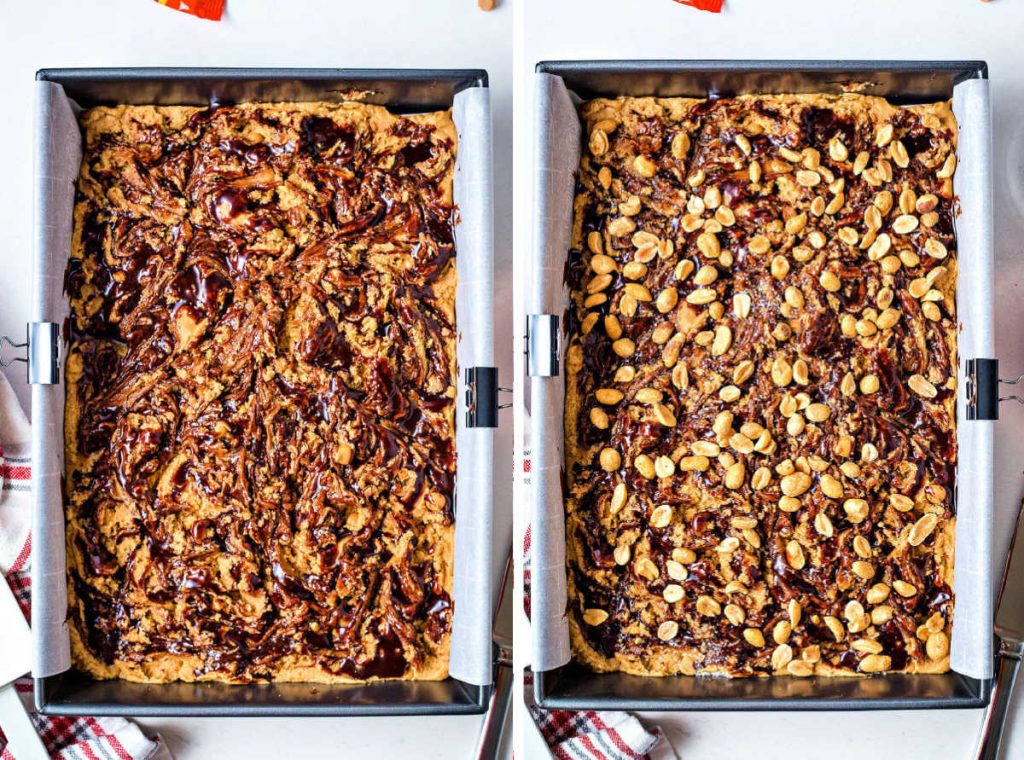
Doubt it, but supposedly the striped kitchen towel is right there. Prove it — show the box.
[526,673,673,760]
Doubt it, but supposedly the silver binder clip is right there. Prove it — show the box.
[28,322,60,385]
[526,314,559,377]
[2,323,60,385]
[0,335,28,369]
[966,359,1024,421]
[999,372,1024,407]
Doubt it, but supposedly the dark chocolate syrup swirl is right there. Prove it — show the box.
[65,103,457,682]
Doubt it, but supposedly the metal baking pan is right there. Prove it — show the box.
[31,67,496,717]
[531,59,994,711]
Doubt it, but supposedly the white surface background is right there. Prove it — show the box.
[0,1,513,758]
[7,0,1024,757]
[514,0,1024,758]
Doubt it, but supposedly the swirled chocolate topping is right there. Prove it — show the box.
[65,101,457,683]
[566,94,957,678]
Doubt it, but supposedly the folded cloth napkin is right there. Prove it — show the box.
[527,672,673,760]
[0,371,164,760]
[525,519,676,760]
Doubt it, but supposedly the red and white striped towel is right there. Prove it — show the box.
[0,372,164,760]
[526,672,672,760]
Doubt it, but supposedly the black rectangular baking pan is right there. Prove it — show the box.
[533,662,990,712]
[532,59,992,712]
[33,67,491,717]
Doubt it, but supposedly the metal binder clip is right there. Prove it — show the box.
[526,314,559,377]
[0,335,28,369]
[29,323,60,385]
[966,359,1024,421]
[466,367,509,428]
[1,324,60,385]
[999,372,1024,407]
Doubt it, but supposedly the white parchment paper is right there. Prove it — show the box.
[32,81,496,686]
[31,81,77,678]
[450,85,497,686]
[530,72,995,681]
[529,74,578,672]
[951,77,995,680]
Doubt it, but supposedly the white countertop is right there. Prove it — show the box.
[7,0,1024,756]
[0,1,513,758]
[515,0,1024,758]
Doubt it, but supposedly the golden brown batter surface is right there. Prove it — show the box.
[65,102,457,683]
[566,94,957,678]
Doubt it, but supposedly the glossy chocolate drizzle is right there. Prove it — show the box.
[66,103,457,682]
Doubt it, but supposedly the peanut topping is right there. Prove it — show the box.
[711,325,733,356]
[599,446,621,472]
[771,644,794,671]
[819,270,841,292]
[909,374,938,399]
[697,231,721,259]
[733,292,752,319]
[565,94,957,678]
[908,513,939,546]
[785,540,806,570]
[926,631,949,660]
[657,620,680,641]
[844,499,870,524]
[859,654,892,673]
[671,132,691,159]
[687,288,718,305]
[781,472,812,497]
[655,455,677,478]
[796,170,821,188]
[595,388,624,405]
[805,403,831,423]
[889,493,914,512]
[724,604,746,626]
[634,454,656,480]
[744,628,766,648]
[892,214,919,235]
[589,129,609,156]
[610,483,627,513]
[633,154,658,178]
[725,462,746,490]
[663,584,685,603]
[696,595,721,616]
[649,504,673,529]
[819,474,844,499]
[656,287,679,313]
[893,580,918,598]
[773,620,792,645]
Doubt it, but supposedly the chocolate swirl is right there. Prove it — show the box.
[65,102,457,683]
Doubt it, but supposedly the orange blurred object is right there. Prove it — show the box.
[672,0,724,11]
[155,0,225,20]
